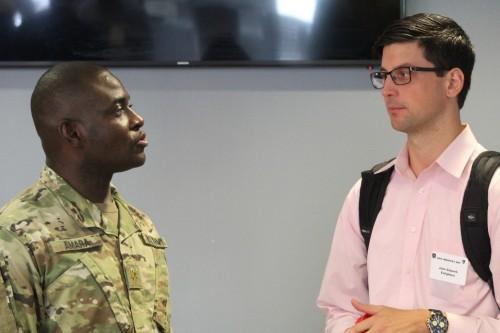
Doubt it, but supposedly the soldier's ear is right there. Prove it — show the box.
[59,119,86,148]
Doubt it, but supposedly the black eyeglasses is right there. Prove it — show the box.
[370,66,447,89]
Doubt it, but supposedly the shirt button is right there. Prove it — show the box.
[418,188,425,194]
[410,226,416,233]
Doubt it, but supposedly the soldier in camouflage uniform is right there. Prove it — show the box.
[0,62,172,332]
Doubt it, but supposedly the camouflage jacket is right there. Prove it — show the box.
[0,167,172,333]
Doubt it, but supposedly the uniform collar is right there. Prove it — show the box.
[40,166,124,230]
[393,124,480,179]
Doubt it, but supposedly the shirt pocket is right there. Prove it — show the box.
[148,239,171,333]
[45,254,134,333]
[152,258,171,333]
[0,255,18,332]
[430,278,462,301]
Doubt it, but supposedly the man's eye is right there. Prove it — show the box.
[113,103,132,116]
[395,70,409,78]
[114,106,124,116]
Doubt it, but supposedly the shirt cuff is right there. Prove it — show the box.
[446,312,479,333]
[325,316,355,333]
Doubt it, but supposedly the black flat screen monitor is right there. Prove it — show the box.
[0,0,405,67]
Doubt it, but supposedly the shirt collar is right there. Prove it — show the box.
[436,125,481,178]
[40,166,116,229]
[394,144,411,177]
[394,124,480,179]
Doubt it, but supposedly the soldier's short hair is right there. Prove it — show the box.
[31,62,106,131]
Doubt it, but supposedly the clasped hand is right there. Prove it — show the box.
[346,299,430,333]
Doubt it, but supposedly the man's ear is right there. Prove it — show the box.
[59,120,85,147]
[445,67,465,99]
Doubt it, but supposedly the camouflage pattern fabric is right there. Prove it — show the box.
[0,167,172,333]
[0,261,18,332]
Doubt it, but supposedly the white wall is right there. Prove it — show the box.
[1,1,500,332]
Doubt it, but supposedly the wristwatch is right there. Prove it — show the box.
[426,309,449,333]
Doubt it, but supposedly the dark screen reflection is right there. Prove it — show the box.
[0,0,401,64]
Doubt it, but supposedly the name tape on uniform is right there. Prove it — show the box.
[141,234,167,249]
[51,234,103,253]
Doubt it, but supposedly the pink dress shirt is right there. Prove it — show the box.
[317,126,500,333]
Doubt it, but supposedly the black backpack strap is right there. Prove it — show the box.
[359,159,395,249]
[461,151,500,290]
[358,151,500,304]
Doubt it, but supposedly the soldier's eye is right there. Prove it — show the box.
[113,105,124,116]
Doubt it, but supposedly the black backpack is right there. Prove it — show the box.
[359,150,500,292]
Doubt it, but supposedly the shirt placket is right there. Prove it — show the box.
[398,176,430,306]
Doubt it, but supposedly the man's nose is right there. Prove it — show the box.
[129,108,144,130]
[381,75,398,97]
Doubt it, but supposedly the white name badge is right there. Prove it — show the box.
[429,252,468,286]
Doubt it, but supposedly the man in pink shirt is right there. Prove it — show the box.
[317,13,500,333]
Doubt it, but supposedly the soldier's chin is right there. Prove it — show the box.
[115,156,146,173]
[131,155,146,168]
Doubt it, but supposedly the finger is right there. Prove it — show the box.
[353,317,374,333]
[351,299,378,315]
[351,299,368,311]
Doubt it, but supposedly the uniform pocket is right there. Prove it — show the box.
[152,247,172,333]
[45,255,133,333]
[153,309,170,333]
[0,255,18,332]
[137,232,171,332]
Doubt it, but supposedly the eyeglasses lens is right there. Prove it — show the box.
[371,72,385,89]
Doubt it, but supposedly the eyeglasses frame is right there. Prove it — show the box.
[370,66,448,89]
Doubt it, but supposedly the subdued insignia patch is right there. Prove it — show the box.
[50,234,103,253]
[141,234,167,249]
[125,264,142,289]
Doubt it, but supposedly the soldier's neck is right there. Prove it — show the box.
[47,160,113,203]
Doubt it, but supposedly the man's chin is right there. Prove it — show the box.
[131,155,147,168]
[114,156,146,173]
[389,119,410,133]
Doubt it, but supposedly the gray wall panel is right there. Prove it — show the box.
[0,1,499,331]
